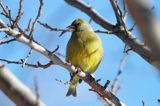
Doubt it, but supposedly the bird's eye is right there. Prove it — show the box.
[77,23,80,26]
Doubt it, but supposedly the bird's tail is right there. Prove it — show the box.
[66,83,77,97]
[66,75,79,97]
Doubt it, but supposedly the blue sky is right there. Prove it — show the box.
[0,0,160,106]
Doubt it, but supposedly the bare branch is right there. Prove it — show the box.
[104,80,110,89]
[14,0,23,25]
[51,45,59,54]
[0,58,53,69]
[110,0,128,36]
[111,52,128,95]
[0,2,14,27]
[54,78,70,85]
[126,0,160,63]
[110,0,122,24]
[128,23,136,32]
[38,21,69,32]
[0,64,45,106]
[0,38,16,45]
[24,18,32,32]
[29,0,43,38]
[0,2,8,16]
[22,49,33,67]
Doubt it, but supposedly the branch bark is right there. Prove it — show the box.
[0,19,124,106]
[64,0,160,70]
[126,0,160,68]
[0,64,45,106]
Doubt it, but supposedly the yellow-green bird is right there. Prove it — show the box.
[66,18,103,96]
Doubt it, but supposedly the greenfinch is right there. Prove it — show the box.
[66,18,103,96]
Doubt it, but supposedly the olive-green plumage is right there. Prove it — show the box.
[66,18,103,97]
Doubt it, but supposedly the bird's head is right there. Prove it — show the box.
[67,18,93,32]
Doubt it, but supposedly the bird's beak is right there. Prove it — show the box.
[67,25,76,32]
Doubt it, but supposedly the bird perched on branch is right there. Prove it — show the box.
[66,18,103,97]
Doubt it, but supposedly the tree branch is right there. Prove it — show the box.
[0,64,45,106]
[126,0,160,68]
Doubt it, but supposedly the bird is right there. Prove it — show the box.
[66,18,103,97]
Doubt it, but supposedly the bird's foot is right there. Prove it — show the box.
[76,66,82,73]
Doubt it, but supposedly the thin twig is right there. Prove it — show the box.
[38,21,114,35]
[38,21,69,32]
[51,45,59,54]
[128,23,136,32]
[110,0,128,35]
[59,30,67,37]
[0,58,53,68]
[54,78,70,85]
[0,0,28,36]
[0,0,26,34]
[111,52,128,94]
[0,2,14,27]
[110,0,122,24]
[14,0,23,26]
[0,2,8,16]
[104,80,110,89]
[22,49,33,67]
[0,35,8,43]
[29,0,43,38]
[24,18,32,32]
[0,38,16,45]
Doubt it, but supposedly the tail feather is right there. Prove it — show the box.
[66,85,77,97]
[66,75,79,97]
